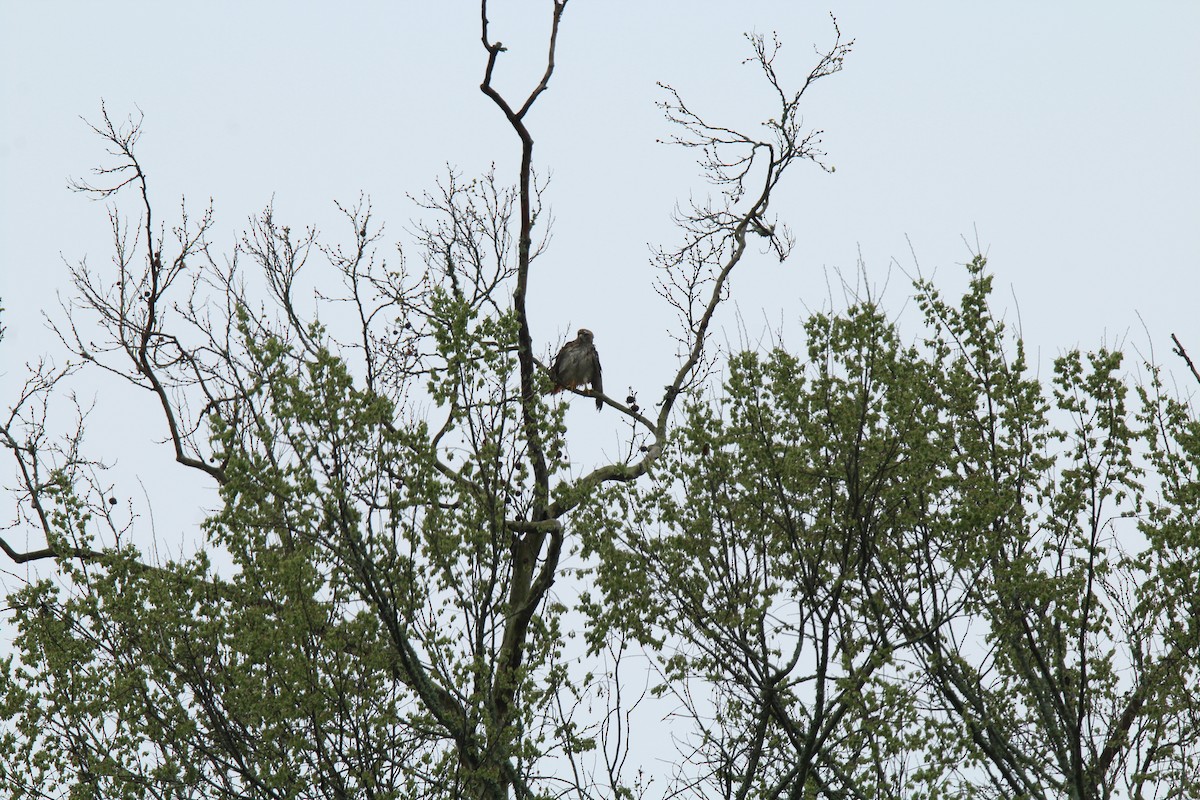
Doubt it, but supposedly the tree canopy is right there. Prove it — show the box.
[2,5,1198,800]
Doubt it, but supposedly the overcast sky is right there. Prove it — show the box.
[2,4,1199,787]
[2,2,1199,547]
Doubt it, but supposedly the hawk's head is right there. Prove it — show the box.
[577,328,594,343]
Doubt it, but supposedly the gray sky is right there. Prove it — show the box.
[1,2,1198,785]
[4,3,1198,377]
[1,8,1198,512]
[3,2,1199,521]
[4,3,1199,375]
[3,0,1199,546]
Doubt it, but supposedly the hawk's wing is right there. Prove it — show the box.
[549,340,573,393]
[589,345,603,411]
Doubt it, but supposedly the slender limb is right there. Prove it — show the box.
[1171,333,1200,386]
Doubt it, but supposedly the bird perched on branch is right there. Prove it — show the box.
[549,328,603,411]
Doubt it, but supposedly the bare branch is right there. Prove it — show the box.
[1170,333,1200,387]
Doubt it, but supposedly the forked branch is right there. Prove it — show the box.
[545,20,852,519]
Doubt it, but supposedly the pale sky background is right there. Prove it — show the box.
[1,1,1199,786]
[3,0,1200,581]
[2,2,1198,558]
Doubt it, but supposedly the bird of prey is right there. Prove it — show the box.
[549,328,603,411]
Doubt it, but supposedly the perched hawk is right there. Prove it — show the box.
[549,328,603,411]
